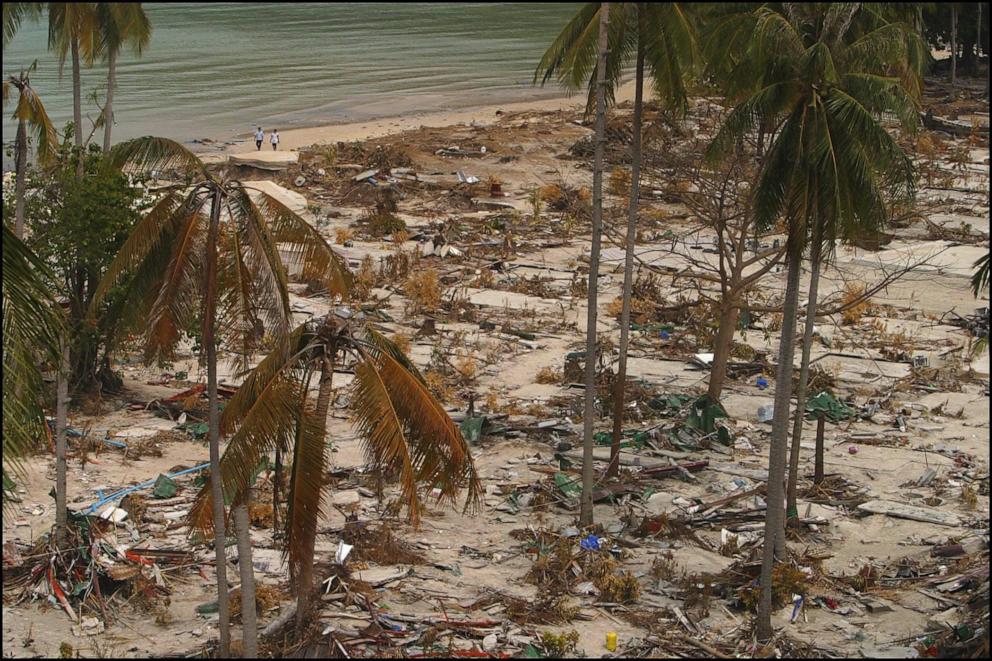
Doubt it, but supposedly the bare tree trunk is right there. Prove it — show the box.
[205,188,231,657]
[72,37,83,178]
[54,339,70,548]
[14,119,28,239]
[102,48,116,153]
[706,302,740,403]
[951,4,958,92]
[608,9,645,479]
[756,243,802,642]
[785,224,824,524]
[580,2,611,527]
[296,350,334,637]
[234,491,258,657]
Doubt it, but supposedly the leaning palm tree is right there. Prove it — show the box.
[2,225,64,508]
[92,137,350,657]
[3,61,58,238]
[186,315,482,637]
[95,2,150,151]
[706,3,918,641]
[535,3,696,477]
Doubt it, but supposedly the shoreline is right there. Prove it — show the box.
[203,80,639,156]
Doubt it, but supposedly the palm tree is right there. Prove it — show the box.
[3,62,58,238]
[92,136,351,657]
[95,2,150,152]
[48,3,99,174]
[536,3,695,478]
[706,4,918,640]
[2,225,64,508]
[186,316,483,638]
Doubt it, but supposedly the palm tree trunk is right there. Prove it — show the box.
[14,119,28,239]
[233,491,258,657]
[54,339,70,548]
[296,350,334,637]
[785,224,824,524]
[204,188,231,657]
[273,445,282,534]
[72,36,83,178]
[579,1,611,527]
[756,242,802,642]
[103,48,117,153]
[951,5,958,92]
[813,414,826,484]
[608,10,645,479]
[706,302,739,403]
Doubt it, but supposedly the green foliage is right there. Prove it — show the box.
[24,130,148,390]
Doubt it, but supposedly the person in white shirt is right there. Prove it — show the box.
[255,126,264,151]
[270,129,280,151]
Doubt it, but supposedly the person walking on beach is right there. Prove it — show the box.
[270,129,280,150]
[255,126,264,151]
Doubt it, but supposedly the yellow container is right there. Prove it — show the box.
[606,631,618,652]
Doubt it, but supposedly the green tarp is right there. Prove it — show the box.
[805,391,853,422]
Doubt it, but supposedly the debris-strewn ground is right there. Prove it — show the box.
[3,71,989,659]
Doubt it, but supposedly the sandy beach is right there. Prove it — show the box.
[209,81,640,155]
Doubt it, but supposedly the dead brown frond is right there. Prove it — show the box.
[841,283,871,325]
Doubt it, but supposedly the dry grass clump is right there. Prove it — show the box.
[390,333,412,355]
[505,594,578,626]
[342,521,425,565]
[334,227,354,245]
[350,255,377,302]
[424,370,453,403]
[365,208,406,237]
[535,366,562,384]
[739,563,811,612]
[249,501,274,528]
[606,295,653,319]
[841,283,871,325]
[404,268,442,314]
[229,584,285,622]
[609,167,632,198]
[540,630,580,657]
[454,354,478,385]
[649,551,682,582]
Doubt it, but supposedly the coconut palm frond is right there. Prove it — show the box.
[12,80,57,165]
[108,136,206,177]
[366,348,483,516]
[972,252,990,297]
[188,377,303,532]
[2,225,64,505]
[143,200,207,364]
[229,187,292,343]
[534,2,601,88]
[251,188,352,300]
[90,189,190,313]
[284,405,327,580]
[364,327,427,385]
[3,2,43,50]
[351,356,422,524]
[188,324,315,531]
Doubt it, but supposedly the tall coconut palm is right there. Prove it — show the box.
[92,136,351,657]
[95,2,150,152]
[3,62,58,238]
[48,2,99,174]
[2,225,64,508]
[535,3,695,477]
[186,315,482,638]
[706,3,918,640]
